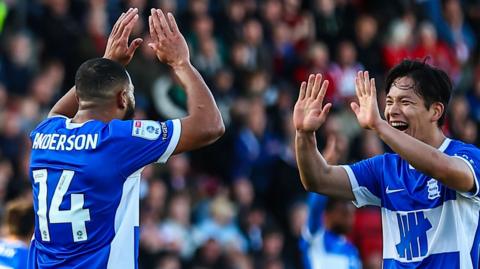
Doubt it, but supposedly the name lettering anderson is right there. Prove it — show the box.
[32,133,98,151]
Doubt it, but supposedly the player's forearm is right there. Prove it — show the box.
[48,87,78,118]
[374,121,473,192]
[173,62,224,141]
[296,131,333,192]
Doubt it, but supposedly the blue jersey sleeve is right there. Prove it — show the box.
[342,155,383,207]
[306,193,328,235]
[108,119,181,176]
[451,144,480,198]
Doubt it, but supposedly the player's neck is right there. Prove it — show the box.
[423,127,447,149]
[73,101,121,123]
[72,109,116,123]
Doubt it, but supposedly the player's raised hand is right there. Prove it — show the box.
[350,71,383,130]
[148,9,190,68]
[103,8,143,66]
[293,74,332,133]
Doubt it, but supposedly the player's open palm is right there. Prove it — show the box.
[148,9,190,68]
[350,71,383,130]
[293,74,332,133]
[103,8,143,66]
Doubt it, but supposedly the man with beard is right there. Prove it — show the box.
[27,8,224,269]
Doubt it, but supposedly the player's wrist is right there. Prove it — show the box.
[296,129,316,138]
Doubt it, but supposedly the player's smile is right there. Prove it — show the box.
[390,121,409,132]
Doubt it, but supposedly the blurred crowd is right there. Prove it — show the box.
[1,0,480,268]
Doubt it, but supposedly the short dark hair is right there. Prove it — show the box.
[4,198,34,238]
[75,58,129,100]
[385,59,452,126]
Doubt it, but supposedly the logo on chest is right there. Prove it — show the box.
[426,179,441,200]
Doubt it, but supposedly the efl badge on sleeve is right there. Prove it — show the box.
[132,120,162,140]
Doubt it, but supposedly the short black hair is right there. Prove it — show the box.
[385,59,452,126]
[75,58,129,100]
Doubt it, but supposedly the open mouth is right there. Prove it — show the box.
[390,121,409,131]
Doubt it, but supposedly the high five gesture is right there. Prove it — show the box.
[103,8,143,66]
[148,9,190,69]
[350,71,383,130]
[293,74,332,133]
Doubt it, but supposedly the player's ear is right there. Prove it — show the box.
[116,89,128,109]
[430,102,444,123]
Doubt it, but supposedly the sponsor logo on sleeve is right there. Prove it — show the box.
[160,122,168,140]
[132,120,161,140]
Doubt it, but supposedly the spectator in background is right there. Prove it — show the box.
[283,0,314,53]
[193,36,224,81]
[382,18,413,69]
[300,195,360,269]
[466,67,480,123]
[354,14,383,78]
[253,226,287,269]
[154,252,182,269]
[421,0,476,64]
[211,69,236,127]
[329,40,363,104]
[192,195,247,253]
[412,22,459,81]
[242,18,272,73]
[231,98,282,194]
[215,0,246,46]
[0,198,34,269]
[312,0,344,51]
[294,42,336,103]
[448,95,470,139]
[158,191,195,259]
[271,22,297,80]
[259,0,283,44]
[0,31,35,96]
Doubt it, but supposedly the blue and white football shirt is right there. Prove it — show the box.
[300,194,361,269]
[27,116,181,269]
[0,239,28,269]
[343,138,480,269]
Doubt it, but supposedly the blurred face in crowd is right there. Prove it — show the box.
[355,15,378,45]
[169,194,191,225]
[309,43,329,69]
[193,15,213,38]
[338,41,357,67]
[155,255,181,269]
[243,19,263,45]
[9,33,33,66]
[228,0,246,22]
[262,0,282,24]
[325,201,355,235]
[263,232,284,257]
[385,77,441,142]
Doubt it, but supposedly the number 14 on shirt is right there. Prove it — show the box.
[32,169,91,242]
